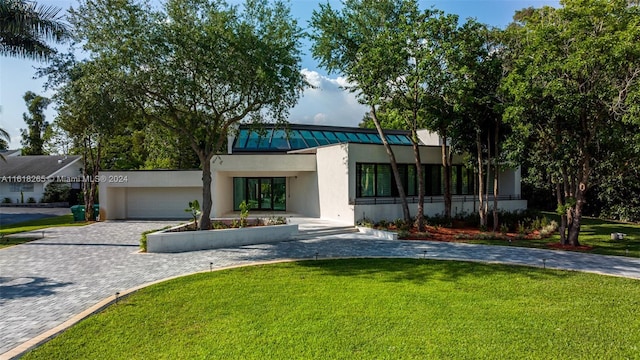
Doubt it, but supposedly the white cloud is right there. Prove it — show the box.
[291,69,368,128]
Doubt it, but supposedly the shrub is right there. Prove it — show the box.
[2,197,11,204]
[239,201,249,227]
[376,220,388,229]
[42,183,70,203]
[212,221,228,229]
[27,197,36,203]
[357,218,374,228]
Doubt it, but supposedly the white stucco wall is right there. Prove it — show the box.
[288,172,320,217]
[99,170,202,220]
[316,144,352,223]
[211,153,318,217]
[0,182,45,204]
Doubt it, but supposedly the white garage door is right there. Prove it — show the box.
[126,187,202,219]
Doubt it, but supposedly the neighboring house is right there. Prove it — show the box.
[99,124,526,223]
[0,154,83,204]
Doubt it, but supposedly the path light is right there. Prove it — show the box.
[542,259,547,269]
[315,252,319,260]
[115,292,120,304]
[41,230,45,238]
[423,250,427,259]
[210,262,213,272]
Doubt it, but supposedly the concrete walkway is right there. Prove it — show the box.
[1,220,640,358]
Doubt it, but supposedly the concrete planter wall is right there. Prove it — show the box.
[146,224,298,253]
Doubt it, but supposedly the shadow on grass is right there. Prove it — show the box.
[292,258,570,285]
[0,276,73,303]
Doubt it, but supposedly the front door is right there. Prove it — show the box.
[243,177,284,211]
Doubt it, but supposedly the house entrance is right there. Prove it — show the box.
[233,177,286,211]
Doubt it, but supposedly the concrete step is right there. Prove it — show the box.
[296,226,359,240]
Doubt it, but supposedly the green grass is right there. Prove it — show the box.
[0,215,87,237]
[467,215,640,257]
[23,259,640,359]
[0,236,40,249]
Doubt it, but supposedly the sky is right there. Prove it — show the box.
[0,0,559,150]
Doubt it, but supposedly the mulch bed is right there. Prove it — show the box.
[394,225,594,252]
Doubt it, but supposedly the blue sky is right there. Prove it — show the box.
[0,0,559,150]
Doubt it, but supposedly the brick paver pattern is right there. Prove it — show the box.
[1,220,640,356]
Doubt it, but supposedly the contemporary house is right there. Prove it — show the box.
[0,154,83,204]
[99,124,526,223]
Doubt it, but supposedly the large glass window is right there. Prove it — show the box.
[234,177,286,211]
[376,164,392,196]
[357,164,376,197]
[355,163,472,198]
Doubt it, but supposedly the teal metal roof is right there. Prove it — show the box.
[232,124,413,153]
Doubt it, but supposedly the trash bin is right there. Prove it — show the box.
[70,205,100,221]
[70,205,85,221]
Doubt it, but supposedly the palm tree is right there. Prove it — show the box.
[0,127,10,161]
[0,0,68,61]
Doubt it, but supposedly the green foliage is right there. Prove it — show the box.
[501,0,640,244]
[356,217,374,228]
[26,197,36,203]
[0,214,86,236]
[184,200,201,229]
[42,182,70,203]
[20,91,50,155]
[2,197,11,203]
[239,200,249,228]
[22,259,640,359]
[0,0,69,61]
[70,0,307,230]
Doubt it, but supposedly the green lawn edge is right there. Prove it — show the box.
[22,258,640,360]
[1,215,88,248]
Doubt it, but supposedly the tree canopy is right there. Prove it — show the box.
[501,0,640,244]
[70,0,307,229]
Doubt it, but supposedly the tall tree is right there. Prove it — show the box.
[0,127,9,161]
[502,0,640,245]
[450,22,507,229]
[20,91,50,155]
[49,59,132,221]
[71,0,306,229]
[310,0,418,223]
[0,0,68,60]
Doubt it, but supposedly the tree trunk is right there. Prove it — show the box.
[199,152,214,230]
[485,131,490,226]
[492,120,499,232]
[441,128,452,220]
[556,182,568,245]
[370,106,411,222]
[412,132,424,230]
[567,188,585,247]
[476,132,486,228]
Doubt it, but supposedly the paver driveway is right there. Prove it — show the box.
[1,220,640,358]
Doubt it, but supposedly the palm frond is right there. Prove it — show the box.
[0,0,69,61]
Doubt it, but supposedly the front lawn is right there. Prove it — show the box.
[0,215,87,248]
[23,259,640,359]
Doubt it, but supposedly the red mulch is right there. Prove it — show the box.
[398,225,594,252]
[546,242,594,251]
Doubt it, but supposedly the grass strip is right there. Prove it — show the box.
[466,215,640,257]
[23,259,640,359]
[0,215,87,236]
